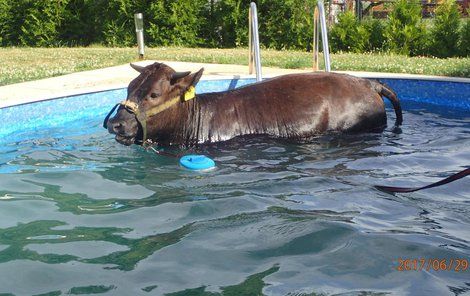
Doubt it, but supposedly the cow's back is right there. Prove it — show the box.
[200,72,386,141]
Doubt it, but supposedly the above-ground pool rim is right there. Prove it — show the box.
[1,72,469,109]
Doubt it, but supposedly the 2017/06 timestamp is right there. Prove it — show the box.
[397,258,468,272]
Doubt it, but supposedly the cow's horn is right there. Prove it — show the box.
[130,63,146,73]
[171,71,191,80]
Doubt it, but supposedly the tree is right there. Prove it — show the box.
[430,0,461,57]
[384,0,429,56]
[459,11,470,56]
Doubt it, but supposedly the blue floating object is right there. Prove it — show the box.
[179,154,215,170]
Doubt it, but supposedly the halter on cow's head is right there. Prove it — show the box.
[104,62,204,145]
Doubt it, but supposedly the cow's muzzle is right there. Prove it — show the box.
[103,101,143,145]
[104,87,196,145]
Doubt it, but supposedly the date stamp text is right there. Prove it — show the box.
[396,258,468,272]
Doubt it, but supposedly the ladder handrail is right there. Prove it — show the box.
[248,2,262,82]
[313,0,331,72]
[134,13,145,60]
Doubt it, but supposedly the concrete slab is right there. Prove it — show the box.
[1,60,468,108]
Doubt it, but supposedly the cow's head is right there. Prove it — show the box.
[104,62,204,146]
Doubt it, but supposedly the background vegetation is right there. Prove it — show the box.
[0,0,316,50]
[330,0,469,57]
[0,0,468,57]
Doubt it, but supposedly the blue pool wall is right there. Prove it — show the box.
[1,77,469,142]
[381,78,470,110]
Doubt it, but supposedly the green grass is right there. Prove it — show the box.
[1,47,469,86]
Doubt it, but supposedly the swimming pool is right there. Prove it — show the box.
[0,77,469,295]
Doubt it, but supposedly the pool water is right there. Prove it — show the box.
[0,79,469,295]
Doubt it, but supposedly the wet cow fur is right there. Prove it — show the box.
[106,62,402,147]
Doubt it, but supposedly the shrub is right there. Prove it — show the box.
[458,14,470,56]
[59,0,100,46]
[257,0,315,50]
[204,0,251,48]
[0,0,37,46]
[384,0,429,56]
[146,0,207,47]
[0,0,10,46]
[362,17,386,52]
[330,11,369,53]
[100,0,142,47]
[204,0,316,49]
[430,0,461,57]
[18,0,69,47]
[0,0,96,47]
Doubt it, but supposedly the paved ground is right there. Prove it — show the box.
[0,61,311,108]
[1,60,468,108]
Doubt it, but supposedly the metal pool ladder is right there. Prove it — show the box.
[313,0,331,72]
[248,2,262,82]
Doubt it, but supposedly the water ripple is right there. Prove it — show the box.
[0,106,468,295]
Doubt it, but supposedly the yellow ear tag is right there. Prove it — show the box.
[183,86,196,102]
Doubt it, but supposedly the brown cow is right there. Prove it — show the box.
[104,62,402,147]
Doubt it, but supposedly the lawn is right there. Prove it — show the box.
[1,47,469,86]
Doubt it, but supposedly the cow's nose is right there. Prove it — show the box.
[111,120,126,134]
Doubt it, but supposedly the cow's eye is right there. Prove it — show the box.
[150,93,160,99]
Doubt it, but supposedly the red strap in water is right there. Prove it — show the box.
[375,168,469,193]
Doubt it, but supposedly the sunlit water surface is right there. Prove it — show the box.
[0,91,469,295]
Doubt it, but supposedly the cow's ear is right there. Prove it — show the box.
[170,68,204,90]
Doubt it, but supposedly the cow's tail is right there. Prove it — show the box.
[371,80,403,126]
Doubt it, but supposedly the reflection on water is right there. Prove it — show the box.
[0,104,469,295]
